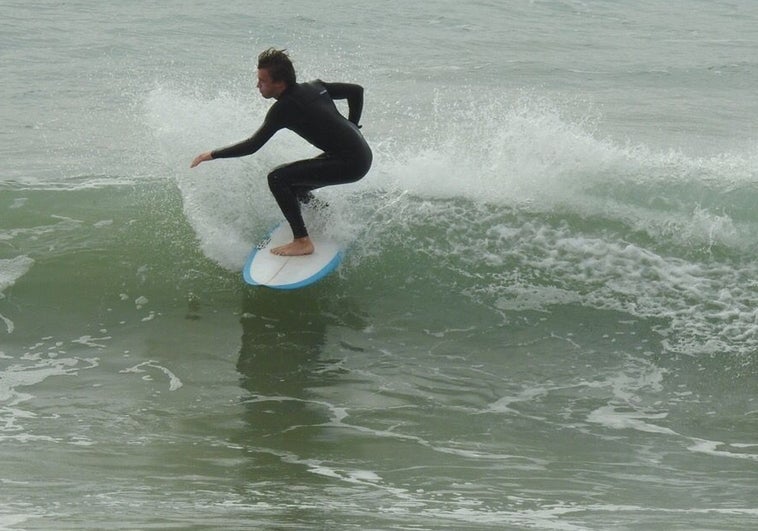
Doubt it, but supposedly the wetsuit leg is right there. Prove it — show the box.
[267,152,371,239]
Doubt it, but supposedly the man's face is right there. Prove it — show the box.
[257,68,286,99]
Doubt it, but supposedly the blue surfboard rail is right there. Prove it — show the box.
[243,223,344,289]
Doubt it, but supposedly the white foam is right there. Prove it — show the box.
[443,212,758,356]
[0,513,40,529]
[0,257,34,334]
[587,405,677,436]
[145,86,298,270]
[253,392,544,466]
[0,256,34,297]
[120,360,183,391]
[688,438,758,462]
[487,387,549,414]
[375,90,758,254]
[0,315,14,335]
[0,355,99,440]
[71,336,111,349]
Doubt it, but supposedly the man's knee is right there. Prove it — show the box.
[267,167,285,193]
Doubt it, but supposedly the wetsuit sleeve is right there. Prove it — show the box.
[211,106,283,159]
[322,82,364,126]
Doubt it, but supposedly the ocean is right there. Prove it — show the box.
[2,1,757,529]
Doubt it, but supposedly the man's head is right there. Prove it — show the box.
[257,48,296,99]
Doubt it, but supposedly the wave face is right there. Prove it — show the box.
[145,84,758,357]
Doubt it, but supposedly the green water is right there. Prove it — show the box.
[3,1,758,528]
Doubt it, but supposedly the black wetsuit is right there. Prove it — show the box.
[211,80,372,239]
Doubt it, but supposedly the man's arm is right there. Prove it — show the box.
[323,82,364,126]
[190,106,283,168]
[210,119,279,159]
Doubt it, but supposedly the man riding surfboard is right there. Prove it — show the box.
[191,48,372,256]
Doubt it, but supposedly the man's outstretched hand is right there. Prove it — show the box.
[190,151,213,168]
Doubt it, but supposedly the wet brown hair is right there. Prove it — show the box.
[257,48,296,87]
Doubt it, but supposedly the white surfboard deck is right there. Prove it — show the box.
[243,222,343,290]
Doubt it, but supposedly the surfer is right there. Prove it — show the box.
[190,48,372,256]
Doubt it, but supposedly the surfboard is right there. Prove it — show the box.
[243,222,343,289]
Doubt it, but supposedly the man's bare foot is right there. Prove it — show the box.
[271,237,314,256]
